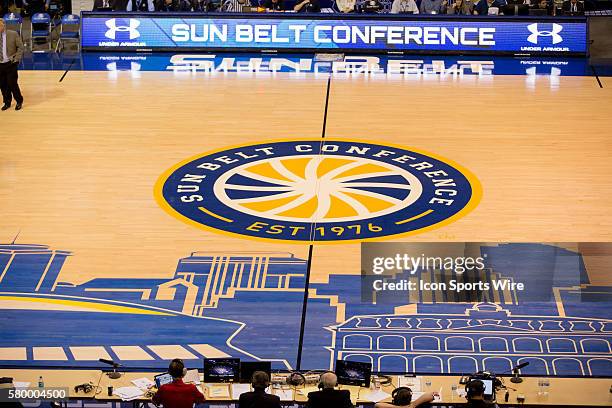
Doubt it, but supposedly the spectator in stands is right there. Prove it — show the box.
[306,372,353,408]
[92,0,116,10]
[152,358,206,408]
[473,0,506,14]
[294,0,321,12]
[155,0,180,11]
[465,380,499,408]
[361,0,382,12]
[190,0,216,10]
[562,0,583,14]
[23,0,50,15]
[336,0,356,12]
[263,0,284,10]
[237,371,281,408]
[120,0,155,11]
[419,0,446,13]
[447,0,474,14]
[224,0,251,11]
[391,0,419,13]
[374,388,438,408]
[531,0,552,14]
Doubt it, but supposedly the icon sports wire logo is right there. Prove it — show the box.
[105,18,141,40]
[527,23,563,45]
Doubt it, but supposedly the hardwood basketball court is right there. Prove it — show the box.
[2,71,610,282]
[0,66,611,377]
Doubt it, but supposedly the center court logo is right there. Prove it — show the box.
[105,18,141,40]
[527,23,563,45]
[155,140,481,243]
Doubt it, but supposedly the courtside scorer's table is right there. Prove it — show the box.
[2,369,611,406]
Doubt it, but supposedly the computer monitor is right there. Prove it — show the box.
[204,358,240,383]
[240,361,272,383]
[154,372,173,388]
[335,360,372,387]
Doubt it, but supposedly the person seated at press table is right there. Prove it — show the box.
[419,0,446,13]
[562,0,583,14]
[465,380,499,408]
[446,0,474,14]
[294,0,321,12]
[473,0,506,14]
[391,0,419,14]
[263,0,284,10]
[306,372,354,408]
[237,371,281,408]
[152,358,206,408]
[374,389,438,408]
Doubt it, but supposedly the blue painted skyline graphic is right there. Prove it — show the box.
[0,242,610,376]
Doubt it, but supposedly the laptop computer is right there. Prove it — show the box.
[154,373,173,388]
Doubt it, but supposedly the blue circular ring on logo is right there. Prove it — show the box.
[155,139,481,243]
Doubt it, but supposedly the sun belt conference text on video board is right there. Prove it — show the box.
[82,16,588,54]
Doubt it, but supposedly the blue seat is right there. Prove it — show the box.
[3,13,24,41]
[55,14,81,53]
[30,12,52,51]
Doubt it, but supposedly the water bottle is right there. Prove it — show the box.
[38,376,44,388]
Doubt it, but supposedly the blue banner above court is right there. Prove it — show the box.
[81,13,588,55]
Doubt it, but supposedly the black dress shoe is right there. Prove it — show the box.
[1,104,10,111]
[15,103,22,111]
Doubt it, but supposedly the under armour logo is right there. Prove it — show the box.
[105,18,141,40]
[527,23,563,45]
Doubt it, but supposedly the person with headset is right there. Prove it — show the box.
[237,371,281,408]
[374,387,438,408]
[152,358,206,408]
[465,379,499,408]
[306,372,353,408]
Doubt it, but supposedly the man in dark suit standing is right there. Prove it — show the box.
[306,372,354,408]
[0,19,24,111]
[238,371,281,408]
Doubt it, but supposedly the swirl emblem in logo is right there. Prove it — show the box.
[155,140,481,243]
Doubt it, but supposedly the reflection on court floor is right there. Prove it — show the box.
[18,52,607,78]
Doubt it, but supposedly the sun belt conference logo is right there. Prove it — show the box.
[155,140,481,243]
